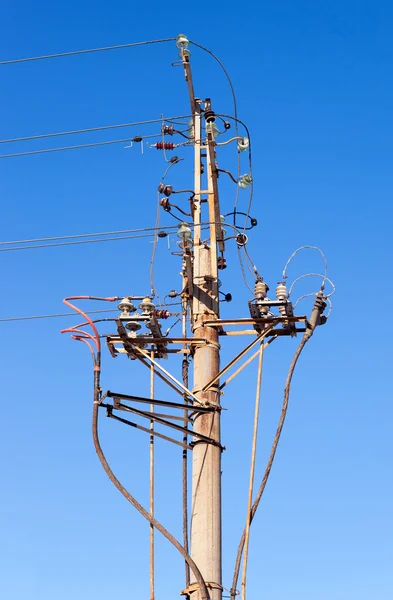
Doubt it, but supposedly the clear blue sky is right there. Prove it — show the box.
[0,1,392,599]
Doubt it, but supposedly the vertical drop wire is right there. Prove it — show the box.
[182,301,191,588]
[150,349,155,600]
[241,342,264,600]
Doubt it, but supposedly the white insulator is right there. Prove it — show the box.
[276,282,288,301]
[254,279,268,300]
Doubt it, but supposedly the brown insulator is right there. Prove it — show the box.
[156,141,175,150]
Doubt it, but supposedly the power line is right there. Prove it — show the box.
[0,38,176,66]
[0,225,179,246]
[0,133,162,159]
[0,309,118,323]
[0,233,157,252]
[0,115,192,145]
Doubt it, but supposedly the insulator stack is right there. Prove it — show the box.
[254,279,269,300]
[276,281,288,318]
[153,309,170,319]
[155,142,176,150]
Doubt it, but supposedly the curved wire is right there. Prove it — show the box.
[230,331,313,599]
[288,273,336,299]
[294,293,333,318]
[93,401,210,600]
[237,246,255,296]
[282,246,328,280]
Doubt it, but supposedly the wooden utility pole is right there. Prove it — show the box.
[181,46,224,600]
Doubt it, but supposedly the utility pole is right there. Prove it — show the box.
[62,33,332,600]
[189,103,222,600]
[178,37,226,600]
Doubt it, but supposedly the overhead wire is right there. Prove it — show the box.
[0,225,180,246]
[230,330,314,600]
[60,297,210,600]
[282,245,328,280]
[0,233,157,252]
[0,132,162,159]
[241,342,264,600]
[0,308,118,323]
[288,273,336,299]
[0,115,192,145]
[0,38,177,66]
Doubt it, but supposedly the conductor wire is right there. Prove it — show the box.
[0,38,176,65]
[241,341,264,600]
[230,332,313,600]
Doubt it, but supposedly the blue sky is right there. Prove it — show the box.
[0,1,392,599]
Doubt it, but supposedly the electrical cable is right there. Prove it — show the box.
[93,402,210,600]
[0,308,118,323]
[0,115,192,145]
[60,296,209,600]
[0,225,180,246]
[241,342,264,600]
[288,273,336,299]
[237,246,255,296]
[0,38,177,66]
[282,246,328,280]
[0,233,157,252]
[0,133,163,159]
[216,114,253,228]
[230,331,314,600]
[294,293,333,318]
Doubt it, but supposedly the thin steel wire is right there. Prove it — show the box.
[150,351,155,600]
[241,342,264,600]
[230,332,313,599]
[0,133,161,159]
[0,38,176,65]
[0,309,118,323]
[0,225,180,246]
[0,115,192,145]
[288,273,336,299]
[282,245,328,280]
[0,233,156,252]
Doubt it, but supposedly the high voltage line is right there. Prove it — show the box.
[0,38,177,65]
[0,115,192,144]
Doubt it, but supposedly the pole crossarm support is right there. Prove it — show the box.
[201,327,274,393]
[101,401,223,449]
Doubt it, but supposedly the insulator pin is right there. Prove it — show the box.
[161,125,174,136]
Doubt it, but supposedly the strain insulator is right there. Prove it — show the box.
[254,278,269,299]
[153,309,170,319]
[217,257,227,270]
[155,141,176,150]
[161,124,174,136]
[158,183,173,197]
